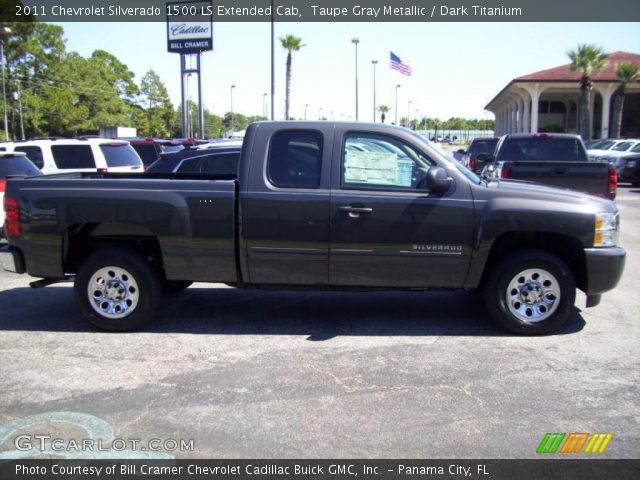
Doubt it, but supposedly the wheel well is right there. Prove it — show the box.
[63,223,165,276]
[480,232,587,291]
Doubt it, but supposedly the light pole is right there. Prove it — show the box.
[1,25,10,141]
[304,103,309,120]
[263,92,267,119]
[318,107,323,120]
[395,84,401,125]
[230,84,236,134]
[351,38,359,121]
[407,100,412,127]
[415,108,420,129]
[371,60,378,122]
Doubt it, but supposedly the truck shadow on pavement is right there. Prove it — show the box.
[0,285,586,338]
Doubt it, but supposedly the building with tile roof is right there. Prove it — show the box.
[486,52,640,139]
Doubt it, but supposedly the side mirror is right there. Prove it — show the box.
[426,166,453,193]
[456,149,465,155]
[476,153,493,163]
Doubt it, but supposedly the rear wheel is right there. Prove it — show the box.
[484,249,575,335]
[74,248,161,331]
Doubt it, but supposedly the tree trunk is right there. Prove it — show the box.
[578,79,591,140]
[285,52,291,120]
[610,85,625,139]
[381,112,385,123]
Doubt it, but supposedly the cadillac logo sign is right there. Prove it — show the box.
[166,0,213,53]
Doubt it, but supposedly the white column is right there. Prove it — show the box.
[516,89,531,133]
[594,83,618,139]
[516,97,523,133]
[521,83,546,133]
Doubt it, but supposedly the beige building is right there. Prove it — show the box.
[486,51,640,139]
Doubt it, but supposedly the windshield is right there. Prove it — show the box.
[611,141,636,152]
[411,131,482,185]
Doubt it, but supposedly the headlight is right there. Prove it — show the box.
[594,212,619,247]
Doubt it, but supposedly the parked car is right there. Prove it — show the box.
[5,138,143,174]
[617,153,640,186]
[590,139,640,163]
[481,133,617,199]
[146,146,241,175]
[587,139,629,161]
[604,142,640,176]
[458,137,499,174]
[0,122,625,336]
[0,152,42,238]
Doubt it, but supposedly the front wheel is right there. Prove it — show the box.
[74,248,161,331]
[484,250,576,335]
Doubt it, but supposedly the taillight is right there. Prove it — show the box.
[4,195,21,237]
[501,164,512,179]
[97,168,108,174]
[0,179,6,193]
[469,155,477,172]
[608,165,617,200]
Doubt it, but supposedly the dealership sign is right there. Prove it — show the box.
[166,0,213,54]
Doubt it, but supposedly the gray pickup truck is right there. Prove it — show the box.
[1,122,626,335]
[480,133,617,199]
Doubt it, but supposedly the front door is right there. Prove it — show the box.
[329,132,475,288]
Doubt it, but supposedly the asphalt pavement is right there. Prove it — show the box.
[0,187,638,459]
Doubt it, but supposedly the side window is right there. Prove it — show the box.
[200,153,240,175]
[177,158,201,173]
[267,130,322,188]
[15,146,44,169]
[51,145,95,169]
[342,134,433,190]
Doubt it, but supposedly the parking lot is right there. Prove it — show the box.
[0,186,638,459]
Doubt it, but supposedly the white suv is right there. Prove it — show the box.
[6,138,143,174]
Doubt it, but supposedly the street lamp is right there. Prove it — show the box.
[318,107,323,120]
[263,92,267,119]
[1,25,11,141]
[304,103,309,120]
[371,60,378,122]
[230,84,236,134]
[407,100,412,127]
[394,84,401,125]
[351,38,359,121]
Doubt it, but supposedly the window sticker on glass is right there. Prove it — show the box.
[344,151,413,187]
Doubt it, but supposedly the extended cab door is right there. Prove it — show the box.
[241,125,332,285]
[329,130,475,288]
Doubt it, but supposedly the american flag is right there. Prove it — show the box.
[390,51,412,76]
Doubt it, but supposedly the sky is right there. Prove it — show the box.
[52,21,640,123]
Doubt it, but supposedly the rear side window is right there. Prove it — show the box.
[131,144,160,165]
[0,156,42,177]
[200,153,240,175]
[51,145,95,169]
[100,144,143,167]
[500,138,587,162]
[267,130,323,188]
[15,146,45,169]
[468,139,498,155]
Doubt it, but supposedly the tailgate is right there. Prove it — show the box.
[509,161,609,195]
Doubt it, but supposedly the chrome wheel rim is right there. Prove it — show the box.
[87,267,139,319]
[506,268,560,324]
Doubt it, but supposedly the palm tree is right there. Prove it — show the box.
[567,44,608,140]
[377,105,390,123]
[279,34,305,120]
[611,62,640,138]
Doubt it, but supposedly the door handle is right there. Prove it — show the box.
[339,206,373,218]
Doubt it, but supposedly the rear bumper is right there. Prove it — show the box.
[0,245,25,274]
[583,247,625,295]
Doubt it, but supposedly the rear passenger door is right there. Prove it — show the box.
[243,128,331,285]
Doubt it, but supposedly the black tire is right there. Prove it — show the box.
[483,249,576,335]
[162,280,193,294]
[74,248,161,331]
